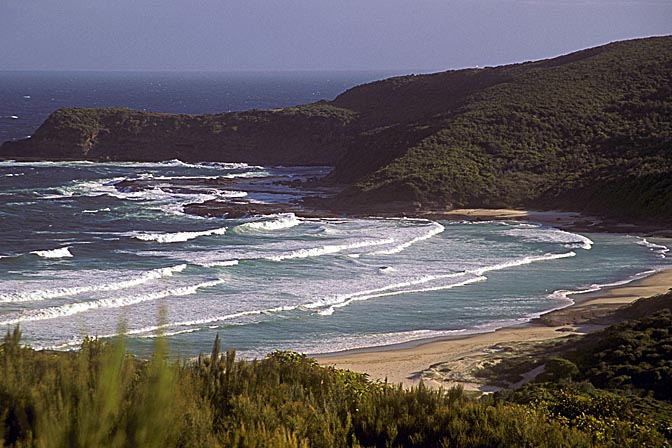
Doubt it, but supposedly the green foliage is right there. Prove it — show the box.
[331,36,672,221]
[507,383,669,447]
[3,37,670,221]
[1,328,633,447]
[2,292,671,446]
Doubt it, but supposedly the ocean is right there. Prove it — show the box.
[0,72,670,358]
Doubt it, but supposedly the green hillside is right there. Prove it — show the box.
[2,36,670,220]
[329,36,672,220]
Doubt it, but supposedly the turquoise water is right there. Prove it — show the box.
[1,161,669,358]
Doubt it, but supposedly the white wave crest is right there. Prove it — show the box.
[372,222,445,255]
[505,227,593,250]
[234,213,301,232]
[472,251,576,275]
[82,208,111,214]
[31,247,73,258]
[200,260,240,268]
[315,277,488,317]
[307,251,575,316]
[0,279,223,326]
[0,264,187,303]
[131,226,227,243]
[265,238,394,261]
[636,237,669,258]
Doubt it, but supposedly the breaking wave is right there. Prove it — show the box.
[504,226,593,250]
[372,222,445,255]
[636,237,669,259]
[130,227,227,243]
[0,264,187,303]
[265,238,394,261]
[31,247,73,259]
[0,279,224,326]
[234,213,301,233]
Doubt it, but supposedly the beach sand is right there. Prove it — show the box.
[317,268,672,391]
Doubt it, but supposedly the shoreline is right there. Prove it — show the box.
[316,267,672,391]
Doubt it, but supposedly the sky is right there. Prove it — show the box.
[1,0,671,72]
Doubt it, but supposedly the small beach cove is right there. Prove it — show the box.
[317,268,672,391]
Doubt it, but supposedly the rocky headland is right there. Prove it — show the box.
[2,36,671,224]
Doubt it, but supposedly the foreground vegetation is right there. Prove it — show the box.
[2,292,671,447]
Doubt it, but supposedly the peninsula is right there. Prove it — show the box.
[2,36,671,223]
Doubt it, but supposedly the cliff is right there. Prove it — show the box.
[2,36,671,221]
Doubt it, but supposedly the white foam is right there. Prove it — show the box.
[82,208,111,214]
[472,251,576,275]
[103,304,301,339]
[234,213,301,232]
[315,277,488,316]
[546,268,662,306]
[371,222,445,255]
[200,260,239,268]
[306,251,576,315]
[130,226,227,243]
[0,160,263,171]
[0,264,187,303]
[0,279,223,326]
[265,238,394,261]
[505,226,593,250]
[31,247,73,259]
[636,237,669,259]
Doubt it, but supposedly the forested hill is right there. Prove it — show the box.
[2,36,671,220]
[328,36,672,221]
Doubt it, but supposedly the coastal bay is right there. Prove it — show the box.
[317,268,672,390]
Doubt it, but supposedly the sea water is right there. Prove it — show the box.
[0,160,669,358]
[0,72,670,358]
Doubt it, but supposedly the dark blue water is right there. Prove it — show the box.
[0,70,398,142]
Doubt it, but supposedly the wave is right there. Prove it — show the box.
[306,251,576,315]
[0,159,263,171]
[471,251,576,275]
[315,276,488,317]
[82,208,111,214]
[544,268,662,306]
[41,177,245,208]
[199,260,239,268]
[0,279,224,326]
[155,160,265,171]
[636,237,669,259]
[265,238,394,261]
[130,226,227,243]
[371,222,445,255]
[31,247,73,258]
[0,264,187,303]
[234,213,300,233]
[504,226,593,250]
[89,304,302,340]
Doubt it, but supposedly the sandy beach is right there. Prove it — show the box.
[317,267,672,391]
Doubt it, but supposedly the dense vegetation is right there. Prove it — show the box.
[0,104,356,165]
[1,36,670,221]
[330,36,672,221]
[2,293,672,447]
[486,291,672,446]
